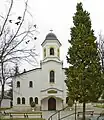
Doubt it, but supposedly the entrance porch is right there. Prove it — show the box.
[41,96,63,110]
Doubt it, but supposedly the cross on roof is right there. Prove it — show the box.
[50,29,53,32]
[77,0,81,3]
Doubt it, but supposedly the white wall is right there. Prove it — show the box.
[41,98,48,110]
[56,98,63,110]
[13,68,41,106]
[41,97,63,110]
[13,56,67,110]
[1,99,11,108]
[41,61,65,90]
[43,42,60,59]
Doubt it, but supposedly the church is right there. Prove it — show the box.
[13,32,67,111]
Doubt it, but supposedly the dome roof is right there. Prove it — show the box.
[45,33,57,40]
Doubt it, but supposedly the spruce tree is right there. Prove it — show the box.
[65,2,104,120]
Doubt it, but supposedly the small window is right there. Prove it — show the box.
[17,81,20,87]
[22,97,25,104]
[29,81,33,88]
[57,48,60,57]
[66,97,69,104]
[35,97,38,104]
[17,97,21,104]
[44,48,46,57]
[50,48,54,55]
[50,70,55,83]
[29,97,33,104]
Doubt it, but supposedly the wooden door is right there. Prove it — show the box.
[48,97,56,110]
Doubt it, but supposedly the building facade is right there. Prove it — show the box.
[13,32,67,111]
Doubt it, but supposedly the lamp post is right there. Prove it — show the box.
[75,100,77,120]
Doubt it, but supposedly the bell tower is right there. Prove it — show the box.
[41,32,62,62]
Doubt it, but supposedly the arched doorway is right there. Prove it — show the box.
[48,97,56,110]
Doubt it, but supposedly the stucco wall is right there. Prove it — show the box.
[56,98,63,110]
[1,99,11,108]
[13,68,41,106]
[41,97,63,110]
[13,60,67,110]
[43,42,60,59]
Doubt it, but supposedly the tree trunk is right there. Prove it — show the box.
[75,102,77,120]
[1,84,4,99]
[0,99,2,108]
[0,99,2,120]
[83,102,86,120]
[0,84,4,108]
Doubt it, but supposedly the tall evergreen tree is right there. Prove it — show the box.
[65,2,104,120]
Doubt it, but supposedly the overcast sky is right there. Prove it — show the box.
[0,0,104,70]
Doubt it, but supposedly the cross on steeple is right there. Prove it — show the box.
[77,0,81,3]
[50,29,53,33]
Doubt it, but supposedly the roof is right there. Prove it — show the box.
[41,32,62,46]
[45,33,57,40]
[15,67,41,76]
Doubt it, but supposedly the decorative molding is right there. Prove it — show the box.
[41,87,63,92]
[48,90,57,94]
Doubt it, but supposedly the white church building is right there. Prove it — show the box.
[13,32,67,111]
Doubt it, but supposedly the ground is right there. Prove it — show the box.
[0,118,44,120]
[1,104,104,120]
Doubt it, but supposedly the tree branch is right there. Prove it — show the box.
[0,0,13,37]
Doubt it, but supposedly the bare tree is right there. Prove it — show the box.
[97,33,104,100]
[0,0,38,108]
[97,33,104,71]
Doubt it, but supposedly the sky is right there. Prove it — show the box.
[0,0,104,71]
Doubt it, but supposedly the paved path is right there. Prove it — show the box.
[42,105,104,120]
[2,104,104,120]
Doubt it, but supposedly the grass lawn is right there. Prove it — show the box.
[95,104,104,108]
[2,118,45,120]
[0,108,11,111]
[6,112,42,114]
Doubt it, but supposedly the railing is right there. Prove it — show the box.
[48,106,104,120]
[77,112,104,120]
[94,113,104,120]
[48,106,75,120]
[59,113,75,120]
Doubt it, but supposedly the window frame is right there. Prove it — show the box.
[44,48,46,57]
[17,81,20,88]
[29,97,33,104]
[35,97,38,104]
[22,97,25,104]
[57,48,60,57]
[50,70,55,83]
[66,97,69,104]
[50,48,54,55]
[17,97,21,104]
[29,81,33,88]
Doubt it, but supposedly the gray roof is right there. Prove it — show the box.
[45,33,57,40]
[41,32,62,46]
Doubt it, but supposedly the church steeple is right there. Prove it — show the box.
[41,32,62,62]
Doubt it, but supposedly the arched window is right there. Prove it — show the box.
[66,97,69,104]
[17,97,21,104]
[57,48,60,57]
[29,81,33,88]
[35,97,38,104]
[17,81,20,87]
[29,97,33,104]
[50,70,55,83]
[44,48,46,57]
[22,97,25,104]
[50,48,54,55]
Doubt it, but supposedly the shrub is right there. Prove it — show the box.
[30,101,36,108]
[68,99,73,107]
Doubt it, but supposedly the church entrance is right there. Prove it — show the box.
[48,97,56,110]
